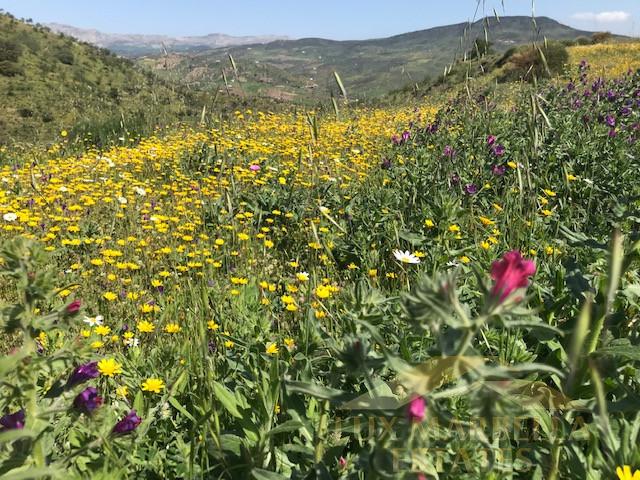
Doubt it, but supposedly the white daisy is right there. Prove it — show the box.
[3,212,17,222]
[393,250,421,264]
[83,315,104,327]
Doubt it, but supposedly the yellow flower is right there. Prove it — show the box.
[91,341,104,349]
[479,216,495,226]
[164,323,181,333]
[543,189,556,197]
[368,269,378,278]
[460,256,471,264]
[315,285,332,299]
[207,320,220,331]
[296,272,309,282]
[541,209,553,217]
[617,466,640,480]
[266,342,279,355]
[284,338,295,350]
[507,161,517,169]
[116,385,129,398]
[103,291,118,301]
[424,219,435,228]
[141,378,165,394]
[224,339,234,348]
[137,320,155,333]
[448,224,460,233]
[97,358,122,377]
[94,325,111,336]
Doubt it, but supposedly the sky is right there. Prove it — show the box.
[0,1,638,40]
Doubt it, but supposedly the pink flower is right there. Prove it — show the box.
[490,251,536,302]
[249,164,261,172]
[66,300,82,315]
[338,456,347,469]
[406,395,426,423]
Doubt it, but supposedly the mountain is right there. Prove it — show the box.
[140,16,595,100]
[0,13,202,145]
[46,23,289,56]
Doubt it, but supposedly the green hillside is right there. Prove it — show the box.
[0,13,201,145]
[141,16,594,101]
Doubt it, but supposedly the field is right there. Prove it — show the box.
[1,29,640,480]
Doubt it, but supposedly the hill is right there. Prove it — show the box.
[46,23,289,56]
[140,16,595,101]
[0,13,201,145]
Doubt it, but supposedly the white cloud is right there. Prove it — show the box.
[571,11,631,23]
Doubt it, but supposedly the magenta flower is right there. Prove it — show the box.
[73,387,103,414]
[249,164,261,172]
[406,395,426,423]
[113,410,142,434]
[0,410,25,430]
[486,135,497,146]
[490,251,536,302]
[66,299,82,315]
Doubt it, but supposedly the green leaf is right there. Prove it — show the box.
[168,397,197,424]
[213,381,243,418]
[1,467,62,480]
[251,468,287,480]
[0,428,35,443]
[133,389,145,415]
[286,381,352,403]
[593,345,640,361]
[266,420,304,437]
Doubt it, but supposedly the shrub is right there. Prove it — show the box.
[0,39,21,63]
[54,46,74,65]
[592,31,613,44]
[499,41,569,82]
[0,60,22,77]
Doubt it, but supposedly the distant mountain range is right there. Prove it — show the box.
[46,23,289,56]
[135,16,597,100]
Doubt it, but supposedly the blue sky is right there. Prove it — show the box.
[0,1,638,39]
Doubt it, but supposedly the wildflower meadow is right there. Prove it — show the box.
[1,22,640,480]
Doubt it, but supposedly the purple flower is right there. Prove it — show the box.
[425,122,438,134]
[621,107,632,117]
[380,158,392,170]
[443,145,455,158]
[465,183,478,195]
[401,130,411,142]
[492,164,506,176]
[609,129,617,138]
[486,135,497,147]
[406,395,426,423]
[605,115,616,127]
[451,173,460,185]
[391,135,401,145]
[0,410,25,430]
[606,90,617,102]
[73,387,103,414]
[491,144,506,157]
[112,410,142,435]
[67,361,99,388]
